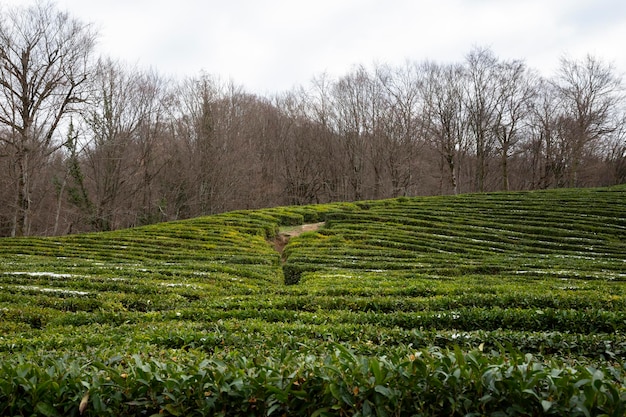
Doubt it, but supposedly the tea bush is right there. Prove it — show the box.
[0,185,625,415]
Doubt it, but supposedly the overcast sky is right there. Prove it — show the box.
[4,0,626,94]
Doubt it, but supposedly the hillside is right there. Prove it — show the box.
[1,186,625,416]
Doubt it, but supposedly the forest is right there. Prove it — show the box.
[1,2,625,236]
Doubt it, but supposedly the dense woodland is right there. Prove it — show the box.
[1,3,625,236]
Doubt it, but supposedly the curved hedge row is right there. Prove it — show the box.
[0,185,625,415]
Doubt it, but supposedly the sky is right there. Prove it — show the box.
[3,0,626,95]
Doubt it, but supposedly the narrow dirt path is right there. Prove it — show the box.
[272,222,324,261]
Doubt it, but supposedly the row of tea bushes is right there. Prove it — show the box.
[1,345,624,416]
[0,185,624,415]
[283,187,625,283]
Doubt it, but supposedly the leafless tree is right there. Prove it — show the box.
[78,59,171,231]
[420,61,467,194]
[375,62,424,197]
[81,59,139,231]
[331,66,376,200]
[170,74,219,216]
[0,2,96,235]
[604,113,626,184]
[552,55,623,187]
[271,91,325,204]
[526,78,562,188]
[492,60,537,190]
[172,76,275,214]
[464,47,501,192]
[305,73,344,200]
[330,65,411,200]
[130,70,174,226]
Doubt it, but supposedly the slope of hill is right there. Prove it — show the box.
[0,186,625,416]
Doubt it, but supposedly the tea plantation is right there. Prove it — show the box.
[1,186,625,416]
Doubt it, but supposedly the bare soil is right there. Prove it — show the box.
[272,222,324,260]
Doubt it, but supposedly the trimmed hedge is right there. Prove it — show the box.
[0,185,625,415]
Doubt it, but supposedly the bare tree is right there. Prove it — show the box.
[464,47,501,192]
[526,78,561,188]
[492,60,537,190]
[208,85,264,212]
[172,76,273,214]
[600,108,626,186]
[81,59,139,231]
[131,71,173,226]
[375,62,423,197]
[331,66,383,200]
[171,74,221,216]
[0,2,96,235]
[420,61,467,194]
[271,91,324,204]
[306,73,344,200]
[79,60,172,231]
[552,55,622,187]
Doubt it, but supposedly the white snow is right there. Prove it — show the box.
[4,271,73,278]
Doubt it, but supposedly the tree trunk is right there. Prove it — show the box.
[53,176,67,236]
[475,136,486,192]
[501,145,510,191]
[13,152,30,237]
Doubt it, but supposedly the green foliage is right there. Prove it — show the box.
[0,347,624,416]
[63,121,95,225]
[0,186,625,415]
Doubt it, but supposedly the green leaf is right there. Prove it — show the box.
[267,403,281,415]
[374,385,392,399]
[362,400,373,417]
[164,404,183,416]
[35,402,60,417]
[370,359,383,384]
[541,400,552,412]
[311,408,331,417]
[333,343,357,365]
[16,363,30,379]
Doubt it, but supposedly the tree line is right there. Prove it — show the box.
[1,2,625,236]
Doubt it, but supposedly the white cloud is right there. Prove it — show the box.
[4,0,626,92]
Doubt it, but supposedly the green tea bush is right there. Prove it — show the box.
[1,185,625,415]
[1,346,625,416]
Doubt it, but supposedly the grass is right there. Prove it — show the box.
[0,185,625,415]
